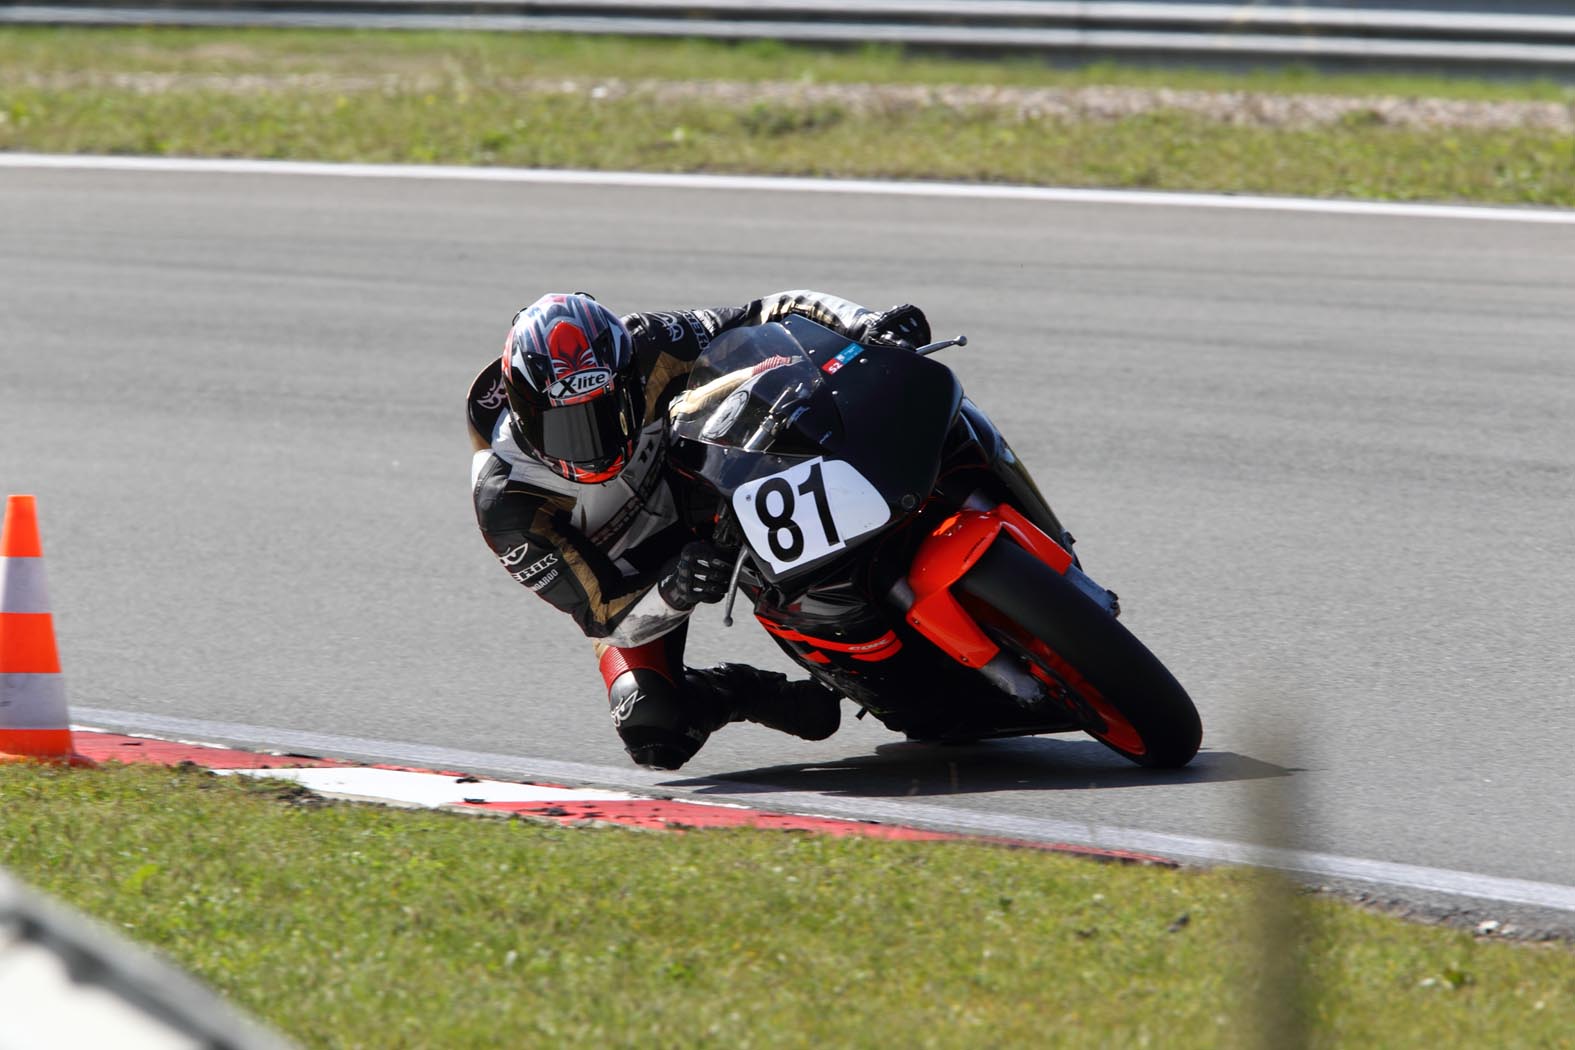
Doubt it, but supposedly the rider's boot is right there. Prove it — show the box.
[687,663,842,742]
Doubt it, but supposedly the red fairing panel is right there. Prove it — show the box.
[904,504,1074,668]
[757,620,904,663]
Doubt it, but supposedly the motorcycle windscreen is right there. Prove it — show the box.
[668,323,831,449]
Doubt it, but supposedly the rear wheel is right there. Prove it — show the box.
[956,539,1202,768]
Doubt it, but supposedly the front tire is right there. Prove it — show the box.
[956,539,1202,768]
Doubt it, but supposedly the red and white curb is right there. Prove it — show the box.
[69,728,1172,864]
[58,713,1575,918]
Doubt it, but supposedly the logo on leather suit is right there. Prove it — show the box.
[500,547,563,588]
[477,377,507,410]
[610,689,644,727]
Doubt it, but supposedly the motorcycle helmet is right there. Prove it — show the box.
[501,293,643,483]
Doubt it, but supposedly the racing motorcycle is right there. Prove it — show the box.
[666,316,1201,767]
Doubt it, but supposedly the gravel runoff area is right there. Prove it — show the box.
[9,72,1574,132]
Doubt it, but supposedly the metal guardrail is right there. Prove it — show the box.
[4,1,1575,73]
[0,868,299,1050]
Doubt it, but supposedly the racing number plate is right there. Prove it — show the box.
[732,457,891,575]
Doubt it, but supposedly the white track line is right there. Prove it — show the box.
[6,153,1575,225]
[75,707,1575,915]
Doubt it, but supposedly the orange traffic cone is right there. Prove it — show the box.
[1,495,95,766]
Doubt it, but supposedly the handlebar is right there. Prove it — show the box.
[915,334,969,357]
[741,381,811,453]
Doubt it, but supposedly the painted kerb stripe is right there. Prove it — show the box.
[3,154,1574,226]
[73,707,1575,915]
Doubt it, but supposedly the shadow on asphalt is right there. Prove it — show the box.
[669,737,1295,798]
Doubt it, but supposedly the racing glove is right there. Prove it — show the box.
[864,304,932,349]
[657,541,733,611]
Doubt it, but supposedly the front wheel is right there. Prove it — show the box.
[956,539,1202,768]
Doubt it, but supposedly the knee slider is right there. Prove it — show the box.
[608,669,710,771]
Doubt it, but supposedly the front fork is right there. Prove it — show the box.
[891,500,1118,707]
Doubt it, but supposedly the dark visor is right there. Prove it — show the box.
[535,390,631,467]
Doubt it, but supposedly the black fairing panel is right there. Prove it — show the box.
[956,399,1072,549]
[668,317,960,513]
[668,318,963,585]
[788,330,962,510]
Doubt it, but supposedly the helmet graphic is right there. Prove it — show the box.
[501,293,643,483]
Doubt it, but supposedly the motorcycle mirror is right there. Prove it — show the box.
[915,334,969,357]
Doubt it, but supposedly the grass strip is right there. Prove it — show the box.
[2,762,1572,1049]
[3,27,1574,206]
[5,27,1573,100]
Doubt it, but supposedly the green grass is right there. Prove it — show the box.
[3,26,1573,100]
[5,78,1573,205]
[2,762,1573,1049]
[3,27,1575,205]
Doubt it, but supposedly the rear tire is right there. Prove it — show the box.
[956,540,1202,768]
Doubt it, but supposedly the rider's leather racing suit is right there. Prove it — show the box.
[467,290,923,770]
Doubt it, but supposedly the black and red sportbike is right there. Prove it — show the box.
[667,315,1201,767]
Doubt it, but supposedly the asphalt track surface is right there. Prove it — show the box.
[3,160,1573,924]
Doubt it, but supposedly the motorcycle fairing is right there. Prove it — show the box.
[946,399,1074,554]
[820,341,962,513]
[903,503,1075,669]
[756,617,903,663]
[668,317,962,585]
[731,456,892,575]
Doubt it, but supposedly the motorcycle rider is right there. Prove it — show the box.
[468,291,932,771]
